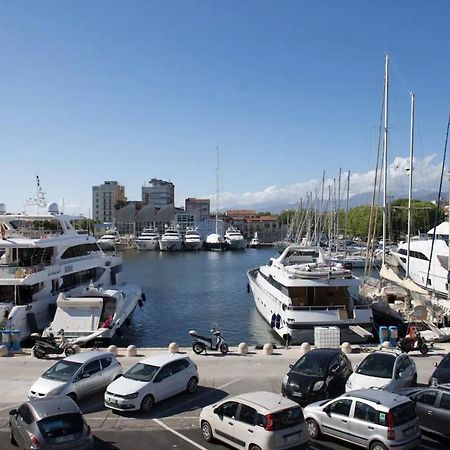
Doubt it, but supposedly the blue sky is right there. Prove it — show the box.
[0,1,449,215]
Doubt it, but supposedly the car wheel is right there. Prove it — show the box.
[307,418,321,439]
[186,376,198,393]
[140,395,154,413]
[201,420,214,442]
[370,441,388,450]
[67,393,77,403]
[9,427,17,446]
[249,446,262,450]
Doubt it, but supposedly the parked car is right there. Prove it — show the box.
[200,391,309,450]
[395,385,450,440]
[304,389,421,450]
[429,353,450,386]
[9,396,94,450]
[28,351,122,402]
[104,353,198,413]
[282,349,353,405]
[346,350,416,392]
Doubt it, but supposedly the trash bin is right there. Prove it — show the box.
[379,326,389,344]
[389,326,398,348]
[1,330,12,350]
[10,330,21,352]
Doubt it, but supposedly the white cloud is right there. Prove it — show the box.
[213,154,444,208]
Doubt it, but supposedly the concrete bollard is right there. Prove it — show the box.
[108,345,118,356]
[72,344,81,354]
[238,343,248,354]
[168,342,179,354]
[381,340,392,350]
[341,342,352,354]
[300,342,311,355]
[263,343,273,355]
[0,345,8,357]
[126,345,138,357]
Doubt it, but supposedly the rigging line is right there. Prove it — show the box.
[391,57,412,97]
[426,109,450,286]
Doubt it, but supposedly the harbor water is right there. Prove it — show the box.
[119,248,280,347]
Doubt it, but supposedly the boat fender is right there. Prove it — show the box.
[138,299,144,308]
[141,293,146,302]
[246,283,250,294]
[270,314,276,328]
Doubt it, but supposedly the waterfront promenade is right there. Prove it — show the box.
[0,344,449,449]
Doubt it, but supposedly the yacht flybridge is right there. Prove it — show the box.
[247,245,374,345]
[0,204,122,340]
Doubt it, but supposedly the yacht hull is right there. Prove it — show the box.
[225,239,246,250]
[135,240,159,251]
[184,241,203,251]
[159,240,182,251]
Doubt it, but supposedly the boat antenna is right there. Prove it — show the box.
[25,175,47,214]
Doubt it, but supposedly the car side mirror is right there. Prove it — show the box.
[434,362,438,367]
[213,407,222,416]
[82,372,91,379]
[330,364,339,374]
[9,409,17,416]
[323,406,331,416]
[289,364,293,369]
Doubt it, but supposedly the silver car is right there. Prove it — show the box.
[29,351,122,402]
[9,396,94,450]
[304,389,421,450]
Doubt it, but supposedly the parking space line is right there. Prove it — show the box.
[153,418,208,450]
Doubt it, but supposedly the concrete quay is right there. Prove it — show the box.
[0,343,449,450]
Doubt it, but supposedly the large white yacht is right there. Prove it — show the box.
[135,228,160,251]
[183,228,203,251]
[204,233,225,251]
[97,229,121,251]
[0,205,122,341]
[224,227,246,250]
[392,221,449,297]
[247,245,374,345]
[159,228,182,251]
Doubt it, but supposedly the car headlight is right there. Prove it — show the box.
[282,375,289,386]
[430,377,438,387]
[123,392,139,400]
[312,381,324,391]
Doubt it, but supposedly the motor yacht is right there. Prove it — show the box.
[249,232,261,249]
[135,228,160,251]
[183,228,203,251]
[97,229,121,251]
[224,227,246,250]
[159,228,182,251]
[0,205,122,341]
[247,245,374,345]
[44,283,145,343]
[204,233,225,251]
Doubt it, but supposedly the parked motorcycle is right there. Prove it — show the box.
[31,329,77,359]
[189,328,229,355]
[397,329,428,355]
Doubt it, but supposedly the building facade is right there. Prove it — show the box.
[92,181,126,224]
[185,198,210,221]
[142,178,175,208]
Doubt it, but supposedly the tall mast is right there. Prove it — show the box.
[382,54,389,265]
[406,92,415,278]
[215,146,219,235]
[345,170,350,255]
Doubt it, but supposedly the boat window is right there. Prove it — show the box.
[61,243,100,259]
[60,268,105,292]
[0,284,44,305]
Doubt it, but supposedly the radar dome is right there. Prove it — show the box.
[0,203,6,214]
[48,203,59,214]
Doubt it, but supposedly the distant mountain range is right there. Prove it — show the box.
[223,190,447,214]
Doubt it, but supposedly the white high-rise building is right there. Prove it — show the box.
[92,181,126,223]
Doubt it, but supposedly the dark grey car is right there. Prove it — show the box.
[9,396,94,450]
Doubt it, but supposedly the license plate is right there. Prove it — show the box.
[403,427,413,436]
[54,434,75,443]
[285,432,301,443]
[292,392,303,398]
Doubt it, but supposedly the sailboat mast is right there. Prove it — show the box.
[382,54,389,265]
[345,170,350,254]
[406,92,415,278]
[215,146,219,235]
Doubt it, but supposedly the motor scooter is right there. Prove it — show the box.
[31,329,77,359]
[189,328,229,355]
[397,328,428,355]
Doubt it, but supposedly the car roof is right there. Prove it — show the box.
[27,396,81,420]
[63,351,114,364]
[344,389,411,408]
[232,391,299,413]
[372,349,402,358]
[139,353,190,367]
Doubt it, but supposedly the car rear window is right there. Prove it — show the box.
[271,407,304,430]
[376,402,416,427]
[37,413,84,438]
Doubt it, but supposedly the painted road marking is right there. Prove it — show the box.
[153,418,208,450]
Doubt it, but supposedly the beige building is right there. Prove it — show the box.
[185,198,210,221]
[92,181,126,224]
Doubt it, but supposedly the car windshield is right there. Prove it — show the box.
[38,413,84,438]
[124,363,159,382]
[42,361,82,382]
[356,353,395,379]
[292,352,330,376]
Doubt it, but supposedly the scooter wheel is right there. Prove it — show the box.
[220,343,229,355]
[420,345,429,355]
[65,347,75,357]
[32,346,45,359]
[193,342,205,355]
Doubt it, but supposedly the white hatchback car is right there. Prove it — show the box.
[200,391,310,450]
[104,353,198,413]
[28,352,122,402]
[346,350,417,392]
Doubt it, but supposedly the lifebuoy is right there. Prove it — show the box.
[28,267,36,274]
